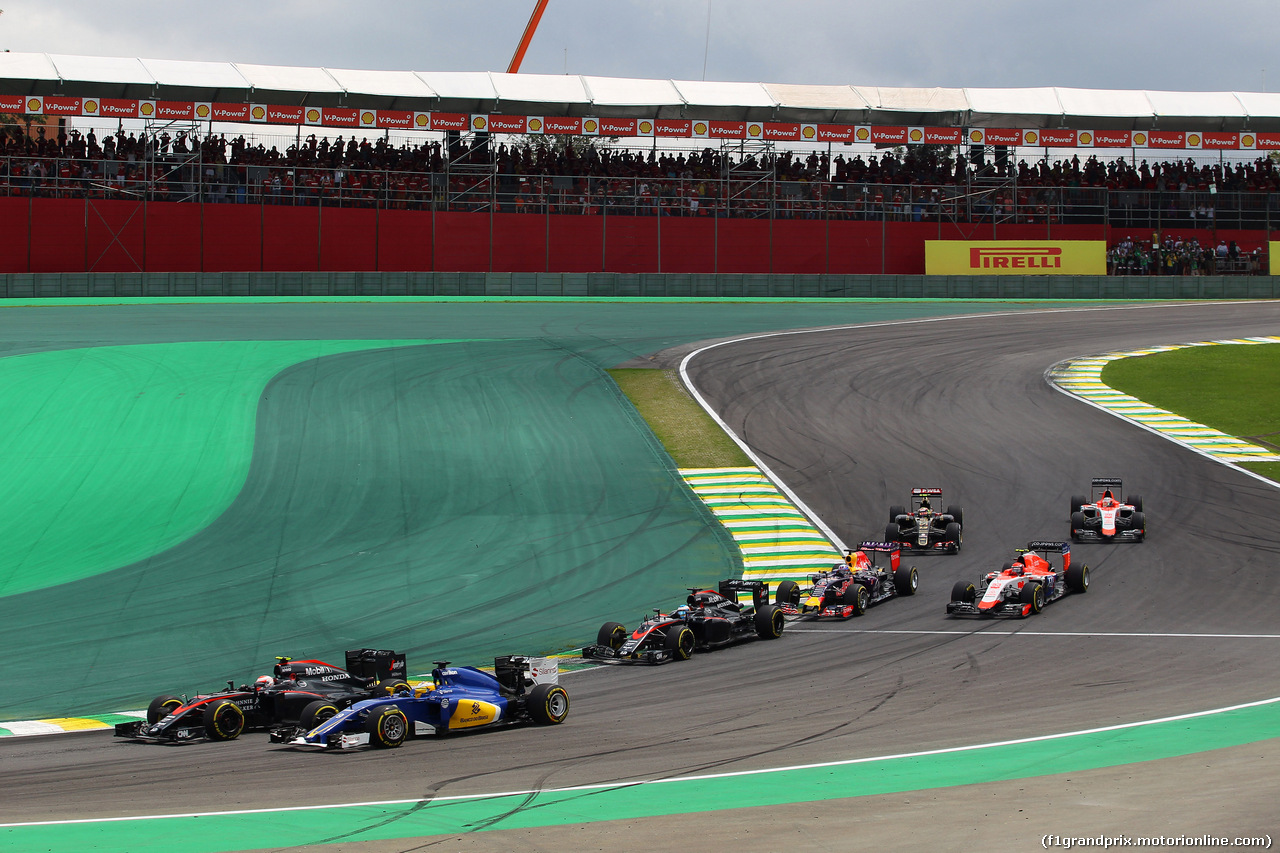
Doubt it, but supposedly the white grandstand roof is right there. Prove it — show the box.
[3,51,1278,132]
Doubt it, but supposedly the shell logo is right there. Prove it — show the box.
[528,118,542,132]
[1133,132,1146,145]
[252,106,266,120]
[307,108,321,123]
[26,97,41,112]
[584,118,597,133]
[694,121,707,135]
[747,123,761,137]
[83,99,98,114]
[473,116,486,130]
[1188,133,1201,146]
[1243,134,1255,147]
[1079,131,1092,145]
[1023,131,1037,145]
[802,125,815,139]
[856,127,870,141]
[416,114,429,127]
[196,104,210,119]
[969,129,983,143]
[638,120,652,134]
[909,128,923,143]
[141,102,155,117]
[360,111,374,125]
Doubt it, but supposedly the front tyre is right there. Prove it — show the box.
[774,580,800,606]
[202,699,245,741]
[1070,511,1085,542]
[366,706,409,748]
[146,694,184,724]
[664,625,695,660]
[1020,582,1044,615]
[1130,511,1146,540]
[885,522,901,544]
[527,684,570,724]
[842,583,870,616]
[944,521,962,552]
[754,604,785,638]
[950,581,976,603]
[597,621,627,650]
[299,699,341,732]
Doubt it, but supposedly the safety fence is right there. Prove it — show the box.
[2,272,1277,300]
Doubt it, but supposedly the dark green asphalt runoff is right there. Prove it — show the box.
[0,300,1071,720]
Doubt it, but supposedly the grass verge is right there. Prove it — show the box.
[1101,342,1280,482]
[608,368,750,468]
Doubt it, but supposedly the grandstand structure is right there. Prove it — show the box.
[2,52,1277,276]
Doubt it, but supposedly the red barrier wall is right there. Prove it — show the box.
[0,198,1270,275]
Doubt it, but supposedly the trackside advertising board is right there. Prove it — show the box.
[1272,243,1278,274]
[926,241,1106,275]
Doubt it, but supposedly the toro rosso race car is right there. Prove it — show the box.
[884,488,963,553]
[946,541,1089,618]
[114,649,410,743]
[774,542,918,618]
[275,656,568,749]
[581,579,784,664]
[1071,478,1145,542]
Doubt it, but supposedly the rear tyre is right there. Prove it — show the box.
[1020,582,1044,615]
[1070,511,1086,541]
[1129,494,1144,512]
[842,583,870,615]
[889,505,906,523]
[527,684,570,724]
[1065,563,1089,594]
[366,706,408,748]
[950,581,976,603]
[597,621,627,650]
[885,522,901,544]
[946,505,964,526]
[894,565,918,596]
[1071,495,1087,513]
[146,694,184,724]
[202,699,245,741]
[299,699,341,732]
[754,604,785,638]
[774,580,800,606]
[1130,511,1146,540]
[664,625,695,660]
[944,521,962,552]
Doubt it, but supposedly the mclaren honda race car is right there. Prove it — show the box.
[275,656,568,749]
[946,541,1089,618]
[114,649,411,743]
[581,579,785,664]
[884,488,963,553]
[1071,477,1145,542]
[774,542,918,618]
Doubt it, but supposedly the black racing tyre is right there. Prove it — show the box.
[1070,511,1086,541]
[754,604,785,639]
[842,582,870,615]
[597,621,627,650]
[1000,561,1015,572]
[1131,511,1146,539]
[526,683,570,724]
[944,521,962,552]
[375,679,412,697]
[1129,494,1144,513]
[889,505,906,522]
[146,694,184,724]
[664,625,695,660]
[1071,495,1087,513]
[299,699,342,732]
[894,564,918,596]
[950,581,976,603]
[202,699,245,741]
[1065,563,1089,594]
[885,522,901,543]
[946,505,964,526]
[1020,582,1044,615]
[366,705,409,748]
[774,580,800,606]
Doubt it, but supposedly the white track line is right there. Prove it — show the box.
[784,628,1280,638]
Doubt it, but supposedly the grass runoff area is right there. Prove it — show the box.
[608,368,750,468]
[1102,342,1280,482]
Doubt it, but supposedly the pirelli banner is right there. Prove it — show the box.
[926,241,1106,275]
[1272,243,1278,275]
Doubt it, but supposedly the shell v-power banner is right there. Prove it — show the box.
[926,241,1106,275]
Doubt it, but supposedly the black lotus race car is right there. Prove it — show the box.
[884,488,963,553]
[582,579,785,664]
[114,649,410,743]
[774,542,918,618]
[1070,477,1145,542]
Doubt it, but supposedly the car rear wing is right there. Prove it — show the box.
[718,579,770,608]
[857,541,902,571]
[1026,541,1069,554]
[1091,477,1123,487]
[911,488,943,496]
[344,649,407,682]
[494,655,559,694]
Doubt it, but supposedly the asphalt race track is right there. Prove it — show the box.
[3,300,1280,852]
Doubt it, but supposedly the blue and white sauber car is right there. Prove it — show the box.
[271,656,567,749]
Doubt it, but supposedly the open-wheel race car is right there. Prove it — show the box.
[946,541,1089,618]
[581,579,785,664]
[774,542,918,618]
[274,656,568,749]
[884,488,963,553]
[114,649,410,743]
[1070,477,1145,542]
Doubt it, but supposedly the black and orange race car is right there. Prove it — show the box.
[113,649,410,743]
[774,542,918,618]
[582,580,784,664]
[946,541,1089,618]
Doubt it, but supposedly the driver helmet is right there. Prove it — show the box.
[672,605,692,620]
[254,675,275,690]
[919,495,931,510]
[1009,565,1024,576]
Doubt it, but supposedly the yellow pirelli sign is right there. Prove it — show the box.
[926,241,1106,275]
[1271,243,1278,274]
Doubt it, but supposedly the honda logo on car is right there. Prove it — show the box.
[970,247,1062,269]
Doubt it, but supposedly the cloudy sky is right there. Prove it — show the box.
[5,0,1278,93]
